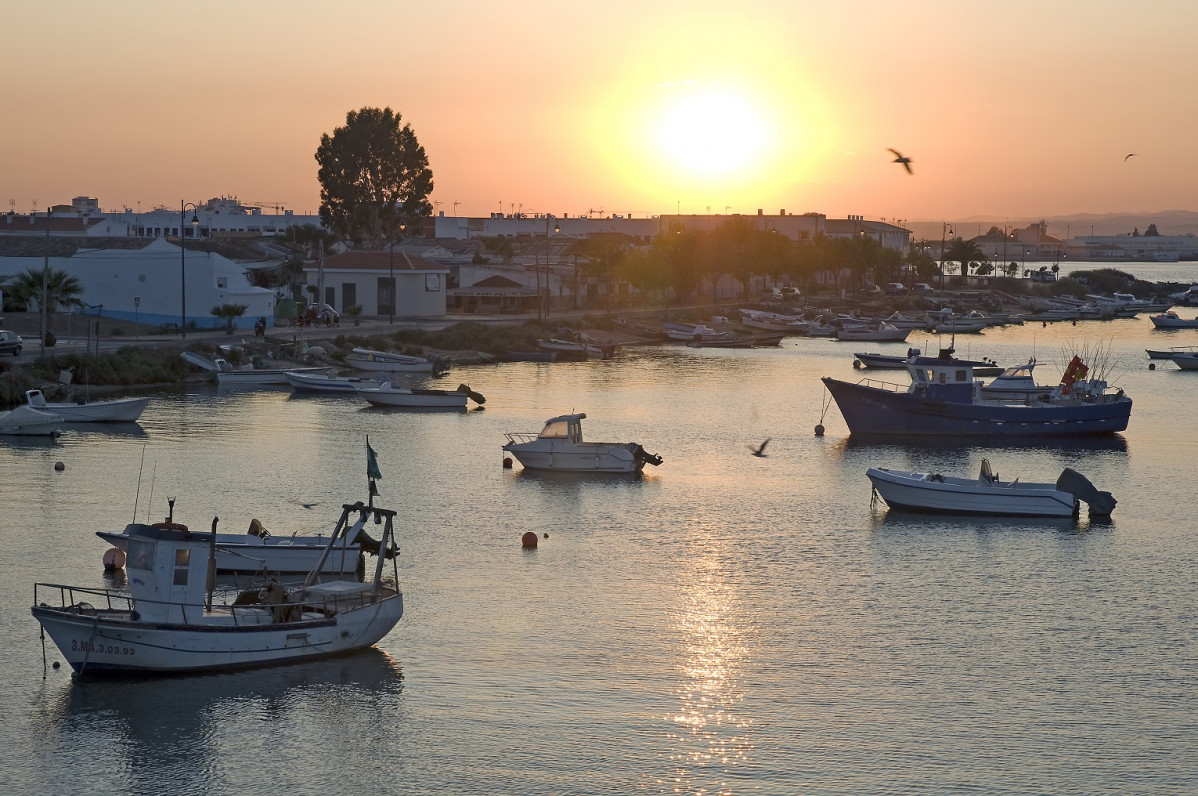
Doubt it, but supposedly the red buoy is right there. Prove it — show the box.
[503,457,513,469]
[521,531,538,549]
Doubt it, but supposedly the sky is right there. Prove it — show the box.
[4,0,1197,225]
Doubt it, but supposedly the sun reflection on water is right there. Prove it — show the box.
[662,544,757,794]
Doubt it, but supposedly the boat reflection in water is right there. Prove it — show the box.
[32,649,403,793]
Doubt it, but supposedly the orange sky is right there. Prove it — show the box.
[4,1,1196,223]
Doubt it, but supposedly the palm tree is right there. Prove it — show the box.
[5,266,86,341]
[210,303,249,334]
[943,238,988,282]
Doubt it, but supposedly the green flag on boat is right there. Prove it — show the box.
[366,438,382,480]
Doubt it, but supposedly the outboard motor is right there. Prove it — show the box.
[1055,467,1117,515]
[633,444,664,467]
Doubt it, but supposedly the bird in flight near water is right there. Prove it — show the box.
[750,438,771,457]
[1124,153,1136,162]
[888,148,913,174]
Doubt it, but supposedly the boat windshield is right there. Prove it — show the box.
[539,420,572,439]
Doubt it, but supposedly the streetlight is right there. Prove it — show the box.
[180,201,200,337]
[538,215,560,322]
[939,223,953,290]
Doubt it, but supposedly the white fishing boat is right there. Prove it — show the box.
[866,460,1116,517]
[0,405,63,436]
[502,412,663,473]
[357,380,485,408]
[344,348,450,375]
[96,500,368,575]
[24,389,149,423]
[33,499,403,675]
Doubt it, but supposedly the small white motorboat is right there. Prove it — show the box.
[25,389,149,423]
[344,348,450,375]
[33,500,403,675]
[502,412,662,473]
[1147,345,1198,360]
[286,370,389,394]
[537,338,615,359]
[0,405,63,436]
[1171,351,1198,370]
[866,459,1116,517]
[1149,311,1198,329]
[978,361,1052,401]
[214,358,328,386]
[96,500,368,576]
[835,321,911,342]
[853,348,922,369]
[357,380,485,408]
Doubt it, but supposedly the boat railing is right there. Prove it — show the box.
[855,376,908,393]
[32,580,392,627]
[504,431,541,444]
[34,583,135,614]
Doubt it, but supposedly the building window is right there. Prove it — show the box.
[217,277,227,288]
[426,274,441,291]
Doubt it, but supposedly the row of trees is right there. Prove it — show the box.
[548,218,929,306]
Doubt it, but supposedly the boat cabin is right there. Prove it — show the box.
[907,354,976,402]
[123,522,215,623]
[538,413,586,443]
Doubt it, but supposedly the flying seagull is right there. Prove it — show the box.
[888,148,913,174]
[1124,153,1136,162]
[749,438,771,457]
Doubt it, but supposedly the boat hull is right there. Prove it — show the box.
[0,406,63,436]
[42,396,150,423]
[31,592,401,674]
[217,367,326,386]
[821,377,1132,437]
[503,441,649,473]
[866,468,1077,516]
[358,388,469,408]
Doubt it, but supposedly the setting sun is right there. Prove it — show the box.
[655,87,769,177]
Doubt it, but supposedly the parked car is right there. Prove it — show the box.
[859,284,882,296]
[884,282,907,295]
[779,286,801,298]
[912,283,935,295]
[0,330,22,356]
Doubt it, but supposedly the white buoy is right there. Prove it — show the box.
[103,548,126,570]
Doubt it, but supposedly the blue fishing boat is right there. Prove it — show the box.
[821,349,1131,437]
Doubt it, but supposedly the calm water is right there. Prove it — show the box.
[4,314,1197,795]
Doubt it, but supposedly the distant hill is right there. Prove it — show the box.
[908,211,1198,241]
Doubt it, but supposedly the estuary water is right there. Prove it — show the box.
[3,310,1197,795]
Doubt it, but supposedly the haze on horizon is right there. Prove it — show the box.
[4,1,1196,224]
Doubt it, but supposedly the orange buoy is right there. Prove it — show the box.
[521,531,538,549]
[103,547,127,570]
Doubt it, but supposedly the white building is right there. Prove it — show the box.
[301,249,450,319]
[0,238,275,331]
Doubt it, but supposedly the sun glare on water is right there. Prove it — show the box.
[655,88,769,178]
